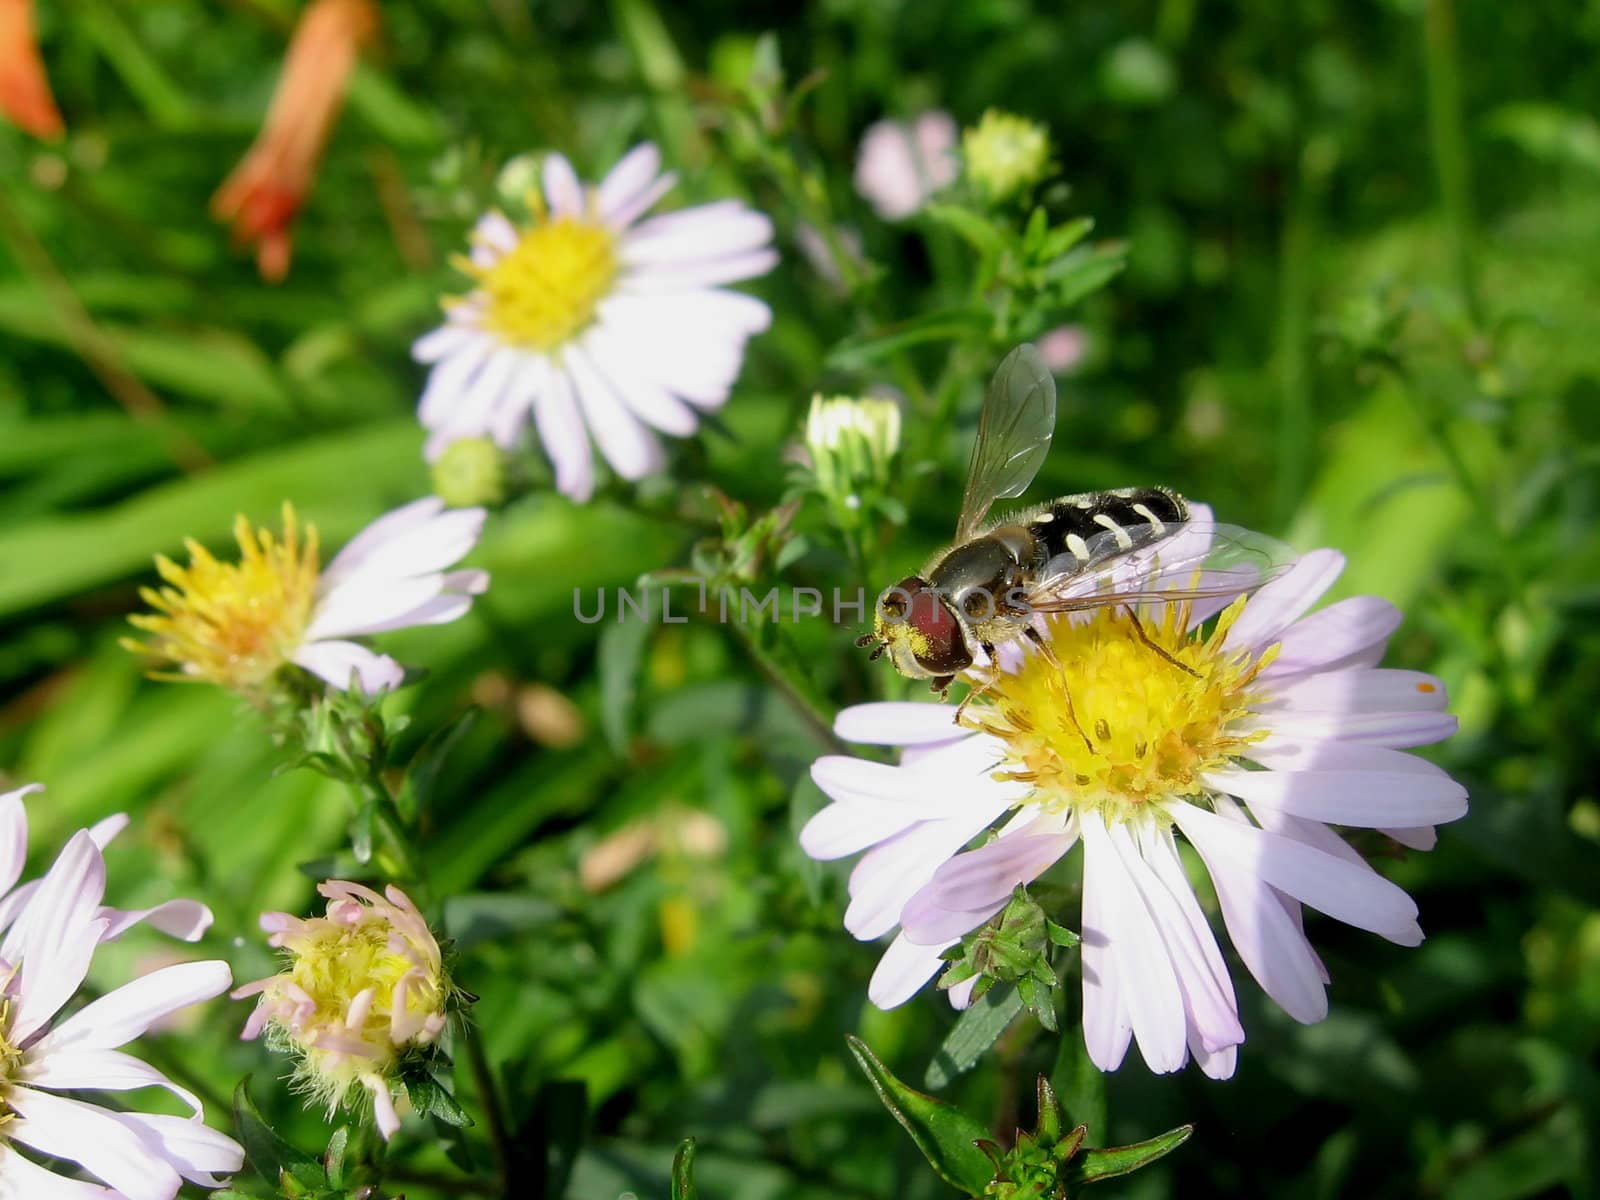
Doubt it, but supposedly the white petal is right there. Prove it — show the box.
[1081,815,1187,1073]
[291,640,405,693]
[97,1109,244,1188]
[1079,836,1132,1072]
[542,153,583,217]
[0,877,37,933]
[473,211,518,254]
[1248,738,1454,778]
[561,348,665,482]
[1263,595,1401,680]
[423,347,528,457]
[598,143,663,221]
[99,899,214,943]
[580,325,700,436]
[307,575,449,641]
[0,782,39,896]
[1267,668,1451,715]
[899,828,1075,945]
[605,171,677,230]
[323,502,485,588]
[1118,824,1243,1053]
[320,498,444,577]
[418,337,493,428]
[6,833,108,1043]
[34,960,232,1056]
[1383,825,1438,850]
[867,932,951,1009]
[844,797,1013,941]
[5,1088,182,1200]
[623,203,775,266]
[1169,805,1328,1023]
[532,361,596,501]
[86,812,129,848]
[22,1048,202,1117]
[1207,765,1466,829]
[1251,708,1458,748]
[809,743,1024,816]
[1173,802,1420,941]
[411,321,478,365]
[799,800,920,861]
[622,248,779,290]
[834,701,965,746]
[0,1144,119,1197]
[1224,548,1345,651]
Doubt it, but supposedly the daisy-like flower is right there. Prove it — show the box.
[412,143,777,501]
[211,0,378,281]
[854,111,959,221]
[0,821,242,1198]
[802,525,1468,1078]
[232,880,448,1140]
[1,783,213,945]
[124,497,487,697]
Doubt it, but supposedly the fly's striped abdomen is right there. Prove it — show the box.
[1029,487,1188,572]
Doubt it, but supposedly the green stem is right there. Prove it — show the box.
[1423,0,1483,329]
[459,1017,514,1190]
[725,618,845,752]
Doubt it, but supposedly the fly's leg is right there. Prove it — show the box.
[1025,626,1095,754]
[1125,606,1200,678]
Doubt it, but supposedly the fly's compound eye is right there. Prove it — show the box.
[962,590,994,621]
[880,593,907,620]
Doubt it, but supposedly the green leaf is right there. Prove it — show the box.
[1069,1124,1194,1185]
[233,1077,328,1192]
[404,1073,473,1127]
[825,306,991,369]
[925,983,1025,1089]
[925,203,1009,256]
[322,1126,350,1189]
[671,1137,699,1200]
[846,1035,994,1194]
[400,708,480,821]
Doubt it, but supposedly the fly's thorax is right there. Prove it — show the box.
[927,528,1036,623]
[874,575,975,680]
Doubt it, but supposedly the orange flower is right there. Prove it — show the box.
[0,0,63,139]
[212,0,378,281]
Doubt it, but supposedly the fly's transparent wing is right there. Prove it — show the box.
[955,344,1057,540]
[1022,523,1296,614]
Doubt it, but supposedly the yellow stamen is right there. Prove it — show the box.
[459,199,618,352]
[123,502,319,693]
[962,596,1277,827]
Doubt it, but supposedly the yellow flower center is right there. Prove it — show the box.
[1,994,22,1127]
[963,597,1276,826]
[123,503,319,693]
[461,203,618,352]
[284,917,442,1077]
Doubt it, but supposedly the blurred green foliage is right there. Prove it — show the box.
[3,1,1599,1197]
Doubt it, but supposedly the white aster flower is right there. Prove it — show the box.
[854,111,959,221]
[412,142,778,501]
[0,784,213,946]
[0,822,241,1199]
[801,533,1467,1079]
[125,497,488,696]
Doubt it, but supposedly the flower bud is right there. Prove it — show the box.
[962,109,1052,203]
[431,435,507,508]
[233,881,449,1139]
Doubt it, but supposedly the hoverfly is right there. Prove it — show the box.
[859,344,1293,692]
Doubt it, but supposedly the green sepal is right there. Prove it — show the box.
[1066,1123,1194,1186]
[671,1137,699,1200]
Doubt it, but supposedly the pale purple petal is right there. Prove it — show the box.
[98,1109,244,1188]
[7,833,108,1042]
[899,826,1076,945]
[411,321,478,365]
[33,960,233,1056]
[5,1087,183,1200]
[98,899,213,943]
[1206,766,1467,829]
[542,153,583,217]
[562,345,666,481]
[1383,825,1438,850]
[0,1144,119,1197]
[1081,815,1187,1073]
[1251,708,1458,748]
[597,143,663,222]
[322,501,484,586]
[291,640,405,693]
[534,364,596,502]
[1173,801,1420,943]
[1263,595,1402,680]
[867,932,953,1009]
[0,782,40,896]
[1079,831,1132,1072]
[833,702,966,746]
[21,1048,202,1117]
[580,325,700,436]
[1224,548,1344,652]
